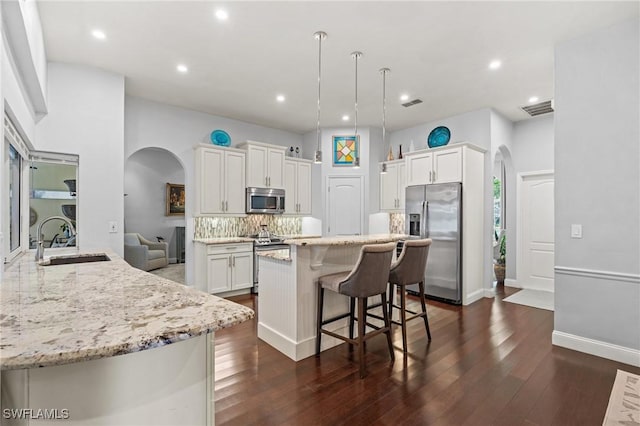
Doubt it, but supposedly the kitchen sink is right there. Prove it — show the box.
[46,253,111,265]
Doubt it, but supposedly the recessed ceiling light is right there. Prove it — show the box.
[342,115,350,121]
[91,29,106,40]
[176,64,188,73]
[528,96,539,103]
[276,95,285,102]
[215,9,228,20]
[488,60,502,70]
[400,94,409,102]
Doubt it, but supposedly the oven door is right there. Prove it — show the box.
[246,187,285,214]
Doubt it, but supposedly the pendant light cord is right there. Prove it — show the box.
[351,52,362,167]
[316,34,323,153]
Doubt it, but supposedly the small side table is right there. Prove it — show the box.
[176,226,186,263]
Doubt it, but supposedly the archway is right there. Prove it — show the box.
[124,147,185,266]
[492,145,515,285]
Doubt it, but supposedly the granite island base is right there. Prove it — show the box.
[257,234,406,361]
[0,249,254,425]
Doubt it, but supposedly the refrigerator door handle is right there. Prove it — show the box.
[421,201,429,238]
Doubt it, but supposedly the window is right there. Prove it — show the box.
[8,144,22,252]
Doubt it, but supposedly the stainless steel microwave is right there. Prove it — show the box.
[246,187,285,214]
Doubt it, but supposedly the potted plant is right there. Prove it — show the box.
[494,234,506,283]
[60,223,70,238]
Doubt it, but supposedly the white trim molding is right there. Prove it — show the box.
[555,266,640,284]
[504,278,521,288]
[552,331,640,367]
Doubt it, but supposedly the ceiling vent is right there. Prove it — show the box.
[521,99,554,117]
[402,98,423,107]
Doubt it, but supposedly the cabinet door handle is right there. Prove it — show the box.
[268,176,271,186]
[225,200,228,211]
[228,256,232,267]
[221,201,224,211]
[433,170,436,182]
[232,255,235,267]
[265,176,268,186]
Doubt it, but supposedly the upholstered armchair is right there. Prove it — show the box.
[124,233,168,271]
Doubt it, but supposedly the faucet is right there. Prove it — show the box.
[35,216,76,261]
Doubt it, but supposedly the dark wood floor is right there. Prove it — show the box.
[214,286,640,425]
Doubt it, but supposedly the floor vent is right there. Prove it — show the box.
[521,99,554,116]
[402,99,423,107]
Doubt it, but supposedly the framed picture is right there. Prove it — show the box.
[166,183,185,216]
[333,135,358,166]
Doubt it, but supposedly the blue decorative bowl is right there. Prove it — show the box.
[210,130,231,146]
[427,126,451,148]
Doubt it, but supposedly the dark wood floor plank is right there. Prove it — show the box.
[213,289,640,425]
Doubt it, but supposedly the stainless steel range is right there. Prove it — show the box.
[251,235,289,294]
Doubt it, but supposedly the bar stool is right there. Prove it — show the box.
[315,242,396,378]
[388,238,432,353]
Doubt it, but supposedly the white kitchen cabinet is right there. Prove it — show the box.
[284,158,312,215]
[195,242,254,294]
[380,159,406,211]
[405,145,462,186]
[194,145,246,215]
[240,141,286,189]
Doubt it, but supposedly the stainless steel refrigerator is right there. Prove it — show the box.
[405,182,462,304]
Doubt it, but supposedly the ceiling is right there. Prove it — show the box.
[37,1,638,134]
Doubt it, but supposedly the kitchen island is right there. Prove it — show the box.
[1,249,254,425]
[256,234,405,361]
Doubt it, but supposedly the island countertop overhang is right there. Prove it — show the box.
[283,233,408,247]
[0,249,254,370]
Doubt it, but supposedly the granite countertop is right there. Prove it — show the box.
[0,249,254,371]
[284,234,408,247]
[255,249,292,262]
[193,237,254,245]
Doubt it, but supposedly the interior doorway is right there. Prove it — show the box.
[124,147,185,264]
[326,176,363,236]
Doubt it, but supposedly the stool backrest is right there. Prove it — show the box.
[390,239,432,285]
[339,242,396,298]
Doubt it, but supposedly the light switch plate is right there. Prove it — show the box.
[571,224,582,239]
[108,221,118,233]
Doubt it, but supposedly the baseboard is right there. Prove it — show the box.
[504,278,521,288]
[552,330,640,367]
[169,258,177,264]
[257,322,298,361]
[464,289,485,305]
[483,287,496,298]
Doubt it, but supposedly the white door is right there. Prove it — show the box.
[406,153,432,186]
[327,176,363,236]
[380,164,398,211]
[200,149,224,214]
[267,148,285,188]
[433,147,462,183]
[231,252,253,290]
[224,151,246,214]
[297,162,312,215]
[518,172,555,292]
[283,160,297,214]
[208,254,231,293]
[246,145,268,187]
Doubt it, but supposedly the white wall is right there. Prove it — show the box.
[553,18,640,362]
[124,96,304,285]
[512,115,554,173]
[35,63,125,256]
[124,148,184,260]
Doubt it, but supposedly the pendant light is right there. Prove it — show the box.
[380,68,390,174]
[313,31,327,164]
[351,51,362,169]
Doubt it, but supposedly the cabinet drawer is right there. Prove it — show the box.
[207,243,253,255]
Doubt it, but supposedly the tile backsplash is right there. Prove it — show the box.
[194,215,302,238]
[389,213,405,234]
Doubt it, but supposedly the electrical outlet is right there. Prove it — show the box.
[108,221,118,233]
[571,224,582,239]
